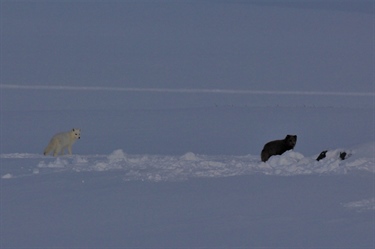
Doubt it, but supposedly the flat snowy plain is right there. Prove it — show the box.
[1,1,375,248]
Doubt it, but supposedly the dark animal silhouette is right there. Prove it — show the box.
[316,150,348,161]
[261,135,297,162]
[339,152,347,160]
[316,150,328,161]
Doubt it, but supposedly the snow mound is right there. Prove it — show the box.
[1,143,374,181]
[1,173,13,179]
[181,152,200,161]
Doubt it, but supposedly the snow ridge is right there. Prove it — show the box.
[2,143,374,181]
[2,84,374,96]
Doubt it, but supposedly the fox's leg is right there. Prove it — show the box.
[54,145,62,156]
[60,147,65,155]
[68,145,72,155]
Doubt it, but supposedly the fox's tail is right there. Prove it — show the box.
[43,141,53,156]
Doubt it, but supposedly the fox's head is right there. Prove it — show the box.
[71,128,81,140]
[284,135,297,148]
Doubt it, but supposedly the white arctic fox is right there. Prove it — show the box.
[43,128,81,156]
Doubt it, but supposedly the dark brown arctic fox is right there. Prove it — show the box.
[261,135,297,162]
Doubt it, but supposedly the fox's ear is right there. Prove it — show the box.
[72,128,75,131]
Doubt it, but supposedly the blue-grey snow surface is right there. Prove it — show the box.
[1,147,375,247]
[1,1,374,248]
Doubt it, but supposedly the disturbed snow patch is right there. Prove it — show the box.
[38,158,69,168]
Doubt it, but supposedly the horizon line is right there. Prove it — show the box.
[1,84,374,97]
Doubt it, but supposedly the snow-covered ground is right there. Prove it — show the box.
[1,145,374,248]
[1,100,374,247]
[1,1,374,248]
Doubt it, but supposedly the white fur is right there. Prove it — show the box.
[44,128,81,156]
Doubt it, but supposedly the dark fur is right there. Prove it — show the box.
[316,150,328,161]
[261,135,297,162]
[339,152,347,160]
[316,150,348,161]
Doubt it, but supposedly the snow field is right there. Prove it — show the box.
[1,2,374,246]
